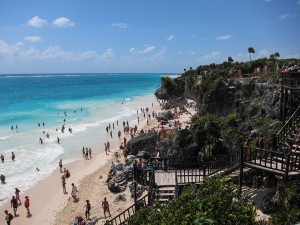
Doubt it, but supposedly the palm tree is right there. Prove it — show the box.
[248,47,255,61]
[228,56,233,63]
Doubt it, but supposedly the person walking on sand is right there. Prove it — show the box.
[85,200,91,220]
[24,196,30,215]
[59,159,63,172]
[11,196,18,216]
[104,143,108,155]
[15,188,21,204]
[71,183,78,201]
[107,141,110,152]
[4,210,13,225]
[102,197,111,218]
[61,176,67,193]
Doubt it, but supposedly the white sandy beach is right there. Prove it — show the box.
[0,97,197,225]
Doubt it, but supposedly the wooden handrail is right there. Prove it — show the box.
[269,105,300,150]
[105,194,148,225]
[281,72,300,88]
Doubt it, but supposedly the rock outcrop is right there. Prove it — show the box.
[126,132,158,155]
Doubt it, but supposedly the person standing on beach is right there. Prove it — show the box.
[89,148,92,159]
[24,196,30,215]
[104,143,108,155]
[10,196,18,216]
[15,188,21,204]
[4,210,13,225]
[110,130,112,138]
[107,141,110,152]
[85,148,89,159]
[61,176,67,193]
[82,147,85,158]
[102,197,111,218]
[11,152,15,161]
[85,200,91,220]
[71,183,78,201]
[57,136,60,144]
[59,159,63,172]
[1,154,5,163]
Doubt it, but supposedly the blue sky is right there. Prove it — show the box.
[0,0,299,73]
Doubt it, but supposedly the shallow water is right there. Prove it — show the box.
[0,73,169,205]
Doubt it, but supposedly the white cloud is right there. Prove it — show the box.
[0,40,10,57]
[166,35,174,41]
[216,35,231,40]
[101,48,114,62]
[139,46,156,54]
[19,47,40,58]
[28,16,47,28]
[279,13,291,20]
[24,36,42,43]
[112,23,128,28]
[0,41,101,62]
[129,48,136,55]
[53,17,74,27]
[0,40,24,58]
[258,49,270,58]
[202,52,220,60]
[152,47,166,60]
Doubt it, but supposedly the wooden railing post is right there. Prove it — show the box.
[238,144,244,197]
[284,154,290,184]
[134,181,137,211]
[272,133,277,151]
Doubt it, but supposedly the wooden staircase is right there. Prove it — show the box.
[154,185,176,203]
[106,104,300,225]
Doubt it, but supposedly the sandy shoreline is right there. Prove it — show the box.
[1,96,270,224]
[1,97,182,224]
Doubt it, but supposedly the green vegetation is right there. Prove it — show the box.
[248,47,255,61]
[271,180,300,224]
[127,177,256,225]
[161,76,175,96]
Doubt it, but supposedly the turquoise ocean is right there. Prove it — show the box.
[0,73,170,205]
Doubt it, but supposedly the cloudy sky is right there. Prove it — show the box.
[0,0,299,73]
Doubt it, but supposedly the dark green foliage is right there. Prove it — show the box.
[127,177,256,225]
[271,180,300,225]
[161,76,175,95]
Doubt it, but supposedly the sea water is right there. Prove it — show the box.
[0,73,170,205]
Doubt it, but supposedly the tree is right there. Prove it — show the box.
[248,47,255,61]
[228,56,233,63]
[190,67,193,70]
[184,68,186,72]
[274,52,280,59]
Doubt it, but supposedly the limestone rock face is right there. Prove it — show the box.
[107,164,133,193]
[155,76,185,99]
[197,78,281,120]
[127,132,158,155]
[156,111,174,121]
[158,129,200,158]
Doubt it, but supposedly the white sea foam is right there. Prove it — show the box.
[0,93,158,206]
[0,143,63,206]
